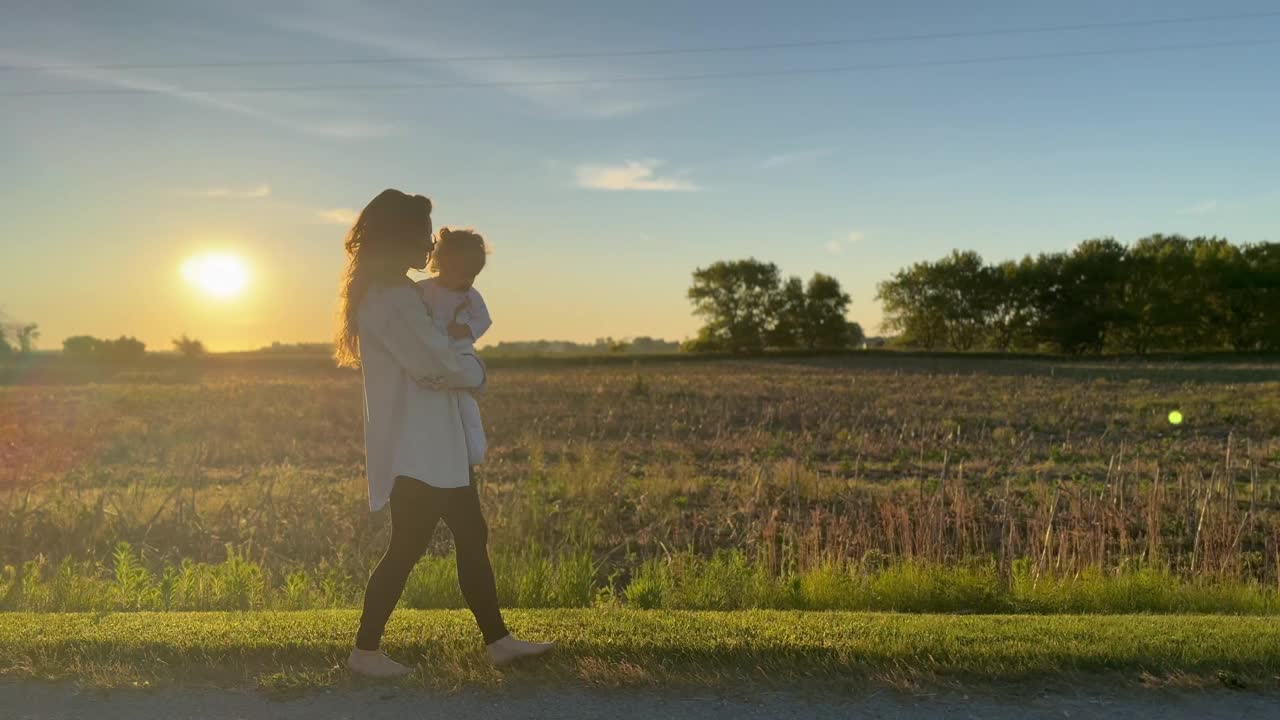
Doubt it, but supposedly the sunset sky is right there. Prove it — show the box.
[2,0,1278,351]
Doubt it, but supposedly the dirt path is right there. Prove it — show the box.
[3,682,1278,720]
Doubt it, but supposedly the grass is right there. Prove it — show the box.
[8,545,1280,614]
[3,355,1280,694]
[3,354,1279,614]
[2,609,1279,692]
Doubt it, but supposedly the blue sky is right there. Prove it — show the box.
[2,0,1278,351]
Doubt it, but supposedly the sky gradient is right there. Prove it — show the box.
[3,0,1278,351]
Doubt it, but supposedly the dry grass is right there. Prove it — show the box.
[2,354,1279,605]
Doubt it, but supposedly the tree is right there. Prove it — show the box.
[1113,235,1195,354]
[1233,242,1280,351]
[874,236,1277,355]
[687,259,783,353]
[62,335,147,364]
[172,334,206,358]
[1029,240,1127,355]
[931,250,991,351]
[801,273,855,349]
[98,336,146,364]
[876,261,947,349]
[986,258,1038,352]
[0,320,38,358]
[766,276,807,348]
[15,324,39,354]
[63,335,101,361]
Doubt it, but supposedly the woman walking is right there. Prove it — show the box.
[335,188,553,677]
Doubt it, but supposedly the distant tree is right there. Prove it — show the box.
[1187,237,1246,351]
[1030,240,1128,354]
[590,336,631,353]
[0,325,10,359]
[876,236,1277,355]
[628,336,680,353]
[931,250,994,351]
[687,259,783,353]
[172,334,206,358]
[678,335,719,353]
[801,273,855,349]
[1112,235,1195,354]
[15,324,39,354]
[766,276,807,348]
[62,335,101,361]
[1236,242,1280,351]
[985,258,1038,352]
[846,321,866,349]
[259,341,332,354]
[876,261,947,349]
[63,335,146,364]
[98,336,146,364]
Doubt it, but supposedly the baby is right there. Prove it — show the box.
[416,227,491,465]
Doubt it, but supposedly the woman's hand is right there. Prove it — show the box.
[415,375,450,391]
[447,322,474,340]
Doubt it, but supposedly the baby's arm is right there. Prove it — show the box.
[448,289,492,341]
[464,288,492,341]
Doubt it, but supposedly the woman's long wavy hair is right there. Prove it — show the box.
[335,189,433,368]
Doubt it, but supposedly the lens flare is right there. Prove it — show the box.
[181,253,249,299]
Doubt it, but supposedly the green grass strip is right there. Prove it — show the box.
[3,610,1279,692]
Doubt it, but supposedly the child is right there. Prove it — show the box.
[415,227,491,465]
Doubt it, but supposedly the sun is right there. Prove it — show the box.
[181,253,249,299]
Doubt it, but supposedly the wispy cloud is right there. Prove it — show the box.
[0,50,393,139]
[575,160,699,192]
[268,13,661,119]
[760,146,840,169]
[193,184,273,200]
[316,207,359,225]
[1180,199,1219,215]
[825,230,864,255]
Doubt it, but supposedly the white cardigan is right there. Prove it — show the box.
[356,283,486,511]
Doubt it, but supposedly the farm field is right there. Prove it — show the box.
[4,353,1280,695]
[2,353,1279,613]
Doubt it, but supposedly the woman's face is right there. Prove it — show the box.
[405,217,434,271]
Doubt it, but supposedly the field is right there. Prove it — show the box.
[3,352,1279,611]
[3,352,1280,691]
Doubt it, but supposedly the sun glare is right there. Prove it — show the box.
[181,253,249,299]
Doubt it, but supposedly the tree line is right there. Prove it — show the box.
[875,235,1280,354]
[684,259,864,352]
[0,321,39,358]
[59,334,206,363]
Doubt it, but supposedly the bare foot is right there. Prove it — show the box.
[486,635,555,666]
[347,648,413,678]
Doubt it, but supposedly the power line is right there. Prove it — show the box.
[2,8,1279,72]
[3,35,1277,98]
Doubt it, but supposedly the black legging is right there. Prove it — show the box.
[355,474,509,650]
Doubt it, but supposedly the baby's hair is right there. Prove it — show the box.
[429,226,489,275]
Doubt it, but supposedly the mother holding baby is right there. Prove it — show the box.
[334,188,553,677]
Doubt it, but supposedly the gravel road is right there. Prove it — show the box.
[3,682,1278,720]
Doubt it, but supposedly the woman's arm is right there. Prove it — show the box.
[358,286,486,389]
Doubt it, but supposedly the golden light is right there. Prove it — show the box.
[181,253,249,299]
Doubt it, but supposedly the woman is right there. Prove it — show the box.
[335,188,554,677]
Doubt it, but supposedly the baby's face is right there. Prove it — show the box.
[436,255,480,290]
